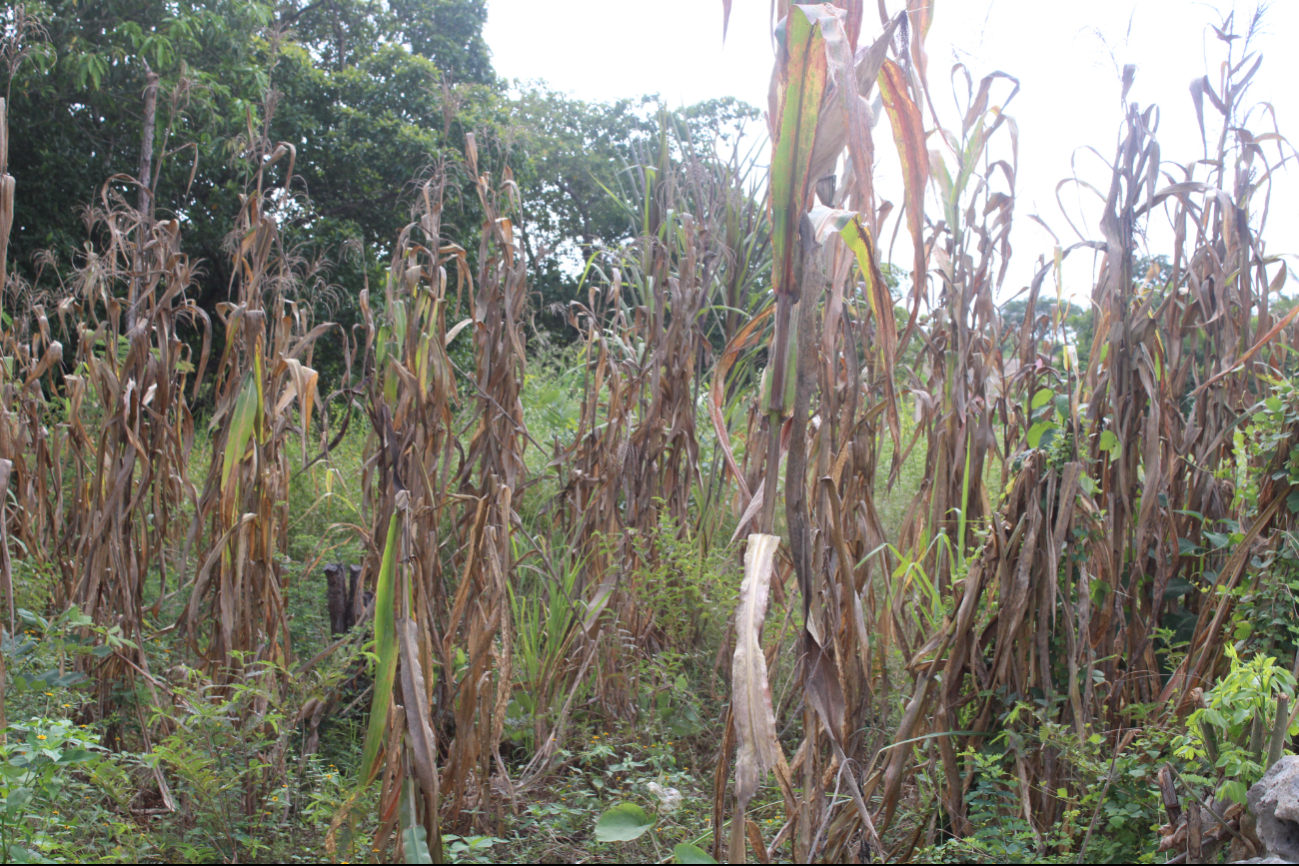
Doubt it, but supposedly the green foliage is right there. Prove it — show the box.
[673,842,718,864]
[916,712,1179,864]
[919,746,1074,864]
[4,0,503,386]
[1231,374,1299,651]
[442,833,502,864]
[594,802,653,842]
[1177,645,1297,805]
[0,718,104,864]
[144,668,292,861]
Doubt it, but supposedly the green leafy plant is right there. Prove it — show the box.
[441,833,503,864]
[593,793,716,864]
[0,717,104,863]
[1177,645,1298,804]
[144,666,293,861]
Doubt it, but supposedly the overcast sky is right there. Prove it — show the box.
[483,1,1299,301]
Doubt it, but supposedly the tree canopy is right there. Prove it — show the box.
[3,0,762,377]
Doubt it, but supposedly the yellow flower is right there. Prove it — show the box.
[43,692,52,697]
[271,796,278,802]
[36,735,46,740]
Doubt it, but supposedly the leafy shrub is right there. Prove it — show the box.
[0,717,104,863]
[1176,645,1297,805]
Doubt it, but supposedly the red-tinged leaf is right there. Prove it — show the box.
[878,58,929,355]
[907,0,934,86]
[805,12,898,208]
[843,0,863,52]
[721,0,732,41]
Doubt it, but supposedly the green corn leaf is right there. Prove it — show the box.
[221,372,259,491]
[399,774,434,864]
[360,510,400,781]
[770,5,827,303]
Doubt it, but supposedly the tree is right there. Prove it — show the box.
[4,0,503,382]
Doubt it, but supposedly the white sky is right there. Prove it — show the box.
[484,0,1299,302]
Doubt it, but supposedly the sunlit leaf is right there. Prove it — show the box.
[674,842,718,864]
[593,802,653,842]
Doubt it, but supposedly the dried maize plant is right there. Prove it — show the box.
[0,95,16,631]
[460,134,527,493]
[344,175,457,862]
[58,184,207,687]
[182,122,321,686]
[716,4,933,861]
[0,94,60,573]
[856,60,1024,837]
[445,141,525,830]
[532,116,764,731]
[351,151,525,851]
[886,15,1299,845]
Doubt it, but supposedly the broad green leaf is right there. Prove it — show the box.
[674,842,718,864]
[1030,388,1054,410]
[5,843,38,864]
[1204,531,1229,549]
[401,824,434,864]
[360,511,401,781]
[1027,421,1055,449]
[5,787,32,818]
[1098,430,1120,455]
[593,802,653,842]
[1223,779,1248,805]
[55,749,97,765]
